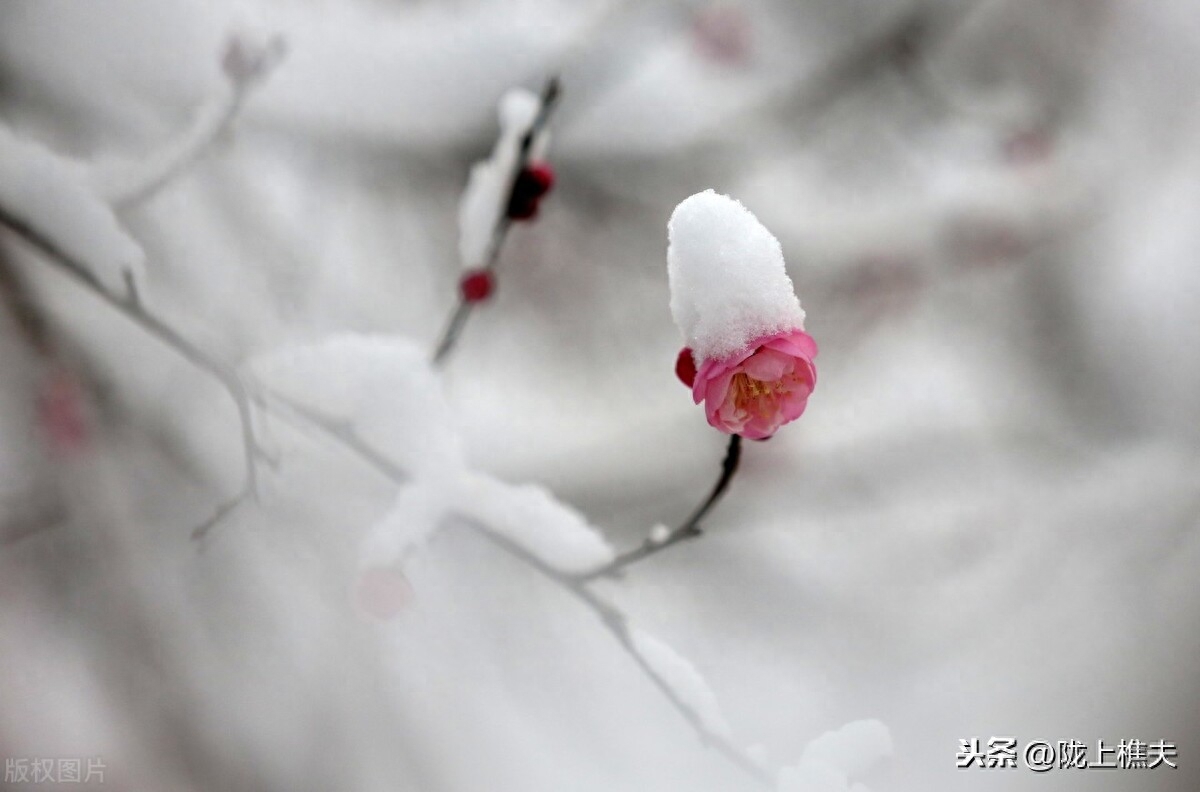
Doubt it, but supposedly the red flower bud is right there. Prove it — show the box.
[675,347,697,387]
[460,269,495,302]
[524,161,555,196]
[506,162,555,220]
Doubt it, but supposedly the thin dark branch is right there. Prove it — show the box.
[256,389,409,483]
[432,76,561,366]
[431,297,476,364]
[518,76,562,158]
[0,207,263,509]
[191,486,253,542]
[678,433,743,535]
[580,434,742,581]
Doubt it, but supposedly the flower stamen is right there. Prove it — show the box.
[731,372,792,420]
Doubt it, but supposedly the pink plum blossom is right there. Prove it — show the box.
[687,329,817,440]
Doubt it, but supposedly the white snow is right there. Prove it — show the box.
[256,334,614,574]
[777,720,892,792]
[458,88,549,270]
[359,479,448,565]
[91,32,285,207]
[797,719,893,779]
[248,333,464,475]
[776,761,851,792]
[667,189,806,362]
[361,469,613,579]
[456,472,614,574]
[0,124,145,295]
[629,628,735,741]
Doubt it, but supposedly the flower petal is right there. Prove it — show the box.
[740,348,793,382]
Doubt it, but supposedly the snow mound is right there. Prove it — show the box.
[778,719,892,792]
[0,124,145,294]
[668,189,805,361]
[248,333,463,475]
[458,472,614,574]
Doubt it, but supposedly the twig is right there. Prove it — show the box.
[190,486,254,542]
[2,35,284,541]
[254,389,409,483]
[0,207,266,520]
[238,387,767,785]
[431,298,477,364]
[472,526,771,789]
[94,33,287,208]
[580,434,742,581]
[432,76,562,366]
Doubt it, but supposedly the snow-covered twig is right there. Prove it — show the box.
[92,32,286,208]
[255,388,410,484]
[432,76,561,365]
[0,30,285,539]
[467,526,773,789]
[0,31,285,536]
[245,363,766,785]
[0,206,268,534]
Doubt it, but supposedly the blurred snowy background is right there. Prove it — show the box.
[1,0,1198,790]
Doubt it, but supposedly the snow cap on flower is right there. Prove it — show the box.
[667,189,805,362]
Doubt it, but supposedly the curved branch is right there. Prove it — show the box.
[92,34,286,208]
[0,207,263,520]
[581,434,742,581]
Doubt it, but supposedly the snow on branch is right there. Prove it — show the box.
[359,482,443,564]
[249,333,615,575]
[628,628,736,742]
[435,77,561,364]
[246,333,796,784]
[457,86,553,271]
[249,334,462,477]
[0,29,286,498]
[361,473,617,578]
[0,30,282,539]
[777,720,893,792]
[0,125,145,297]
[472,525,773,787]
[91,31,286,208]
[455,472,614,575]
[0,30,282,298]
[0,200,268,535]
